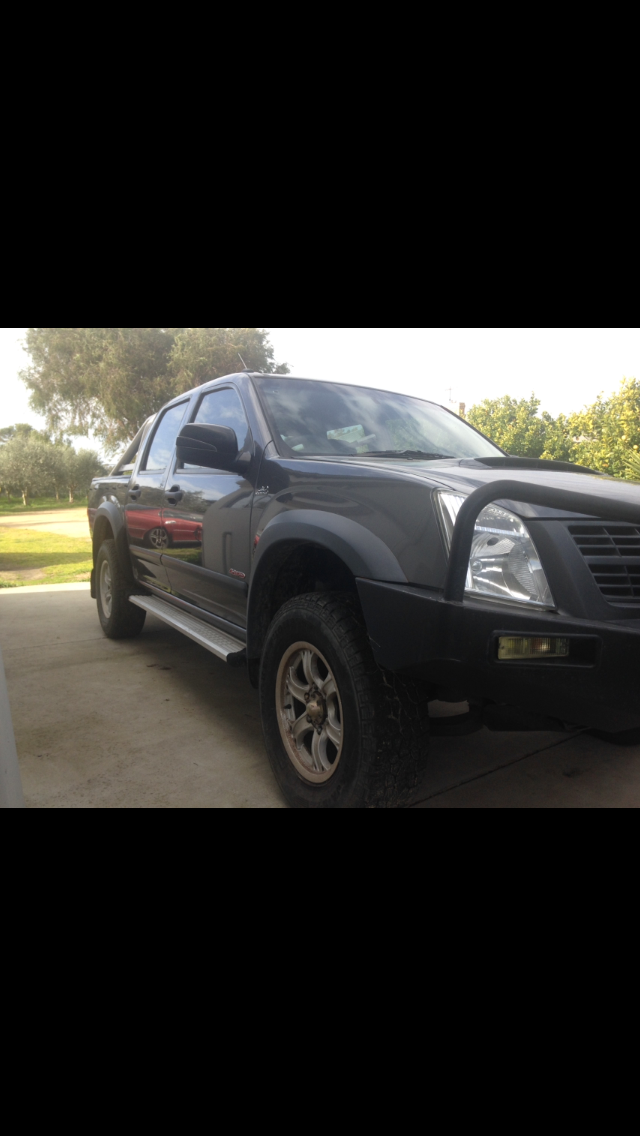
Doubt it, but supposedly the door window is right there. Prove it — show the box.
[143,403,189,472]
[198,389,249,443]
[180,388,250,471]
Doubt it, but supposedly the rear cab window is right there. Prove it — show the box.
[143,403,190,473]
[111,418,155,478]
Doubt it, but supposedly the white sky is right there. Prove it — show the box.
[1,329,638,441]
[267,327,640,415]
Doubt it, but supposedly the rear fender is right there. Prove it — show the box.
[92,503,135,588]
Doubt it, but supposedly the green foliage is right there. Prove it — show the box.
[467,379,640,477]
[64,449,105,503]
[0,435,54,505]
[0,431,104,506]
[538,413,574,464]
[1,424,51,446]
[626,449,640,481]
[20,328,288,453]
[21,328,184,453]
[567,378,640,477]
[171,328,289,392]
[467,395,549,458]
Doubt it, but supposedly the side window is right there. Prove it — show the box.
[113,447,139,478]
[196,388,250,447]
[180,388,250,471]
[143,403,189,472]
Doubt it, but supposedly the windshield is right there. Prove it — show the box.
[254,378,502,460]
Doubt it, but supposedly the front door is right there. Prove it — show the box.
[162,387,254,627]
[126,400,190,591]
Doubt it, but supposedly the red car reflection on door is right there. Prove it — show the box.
[126,506,165,547]
[163,517,203,548]
[128,510,201,551]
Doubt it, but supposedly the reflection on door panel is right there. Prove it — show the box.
[128,508,169,549]
[162,388,254,625]
[125,401,189,591]
[126,489,173,590]
[163,511,203,556]
[163,474,254,623]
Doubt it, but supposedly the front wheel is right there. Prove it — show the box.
[259,593,430,808]
[96,540,147,640]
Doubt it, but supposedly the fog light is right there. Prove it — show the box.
[498,636,570,661]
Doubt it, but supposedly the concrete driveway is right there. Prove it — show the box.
[1,585,639,808]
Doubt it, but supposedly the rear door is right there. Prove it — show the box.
[126,401,190,591]
[162,386,254,626]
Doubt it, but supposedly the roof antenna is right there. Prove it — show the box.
[238,352,249,370]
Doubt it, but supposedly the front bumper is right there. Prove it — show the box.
[357,579,640,734]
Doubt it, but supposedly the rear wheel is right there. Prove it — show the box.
[96,540,147,640]
[260,593,430,808]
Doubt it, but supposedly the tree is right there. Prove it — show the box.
[465,378,640,475]
[0,424,43,446]
[38,443,68,503]
[0,435,52,506]
[21,328,185,453]
[20,328,288,455]
[567,378,640,477]
[626,450,640,481]
[539,413,574,463]
[64,449,105,504]
[170,328,289,391]
[0,429,102,505]
[466,395,550,458]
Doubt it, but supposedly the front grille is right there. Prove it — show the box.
[569,523,640,605]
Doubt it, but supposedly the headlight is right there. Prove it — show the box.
[436,491,555,608]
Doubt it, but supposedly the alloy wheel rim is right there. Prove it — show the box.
[100,560,113,618]
[276,641,344,784]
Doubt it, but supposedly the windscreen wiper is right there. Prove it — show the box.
[358,450,455,461]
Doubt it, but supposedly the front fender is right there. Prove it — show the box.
[246,510,407,659]
[252,510,408,586]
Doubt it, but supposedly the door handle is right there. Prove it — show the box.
[129,487,142,501]
[166,486,184,505]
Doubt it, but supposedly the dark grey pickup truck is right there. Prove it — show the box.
[88,373,640,808]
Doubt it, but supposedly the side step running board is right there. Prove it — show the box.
[130,595,246,665]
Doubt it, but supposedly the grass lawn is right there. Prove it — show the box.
[0,496,89,514]
[0,528,93,587]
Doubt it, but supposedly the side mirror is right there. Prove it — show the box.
[176,423,239,471]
